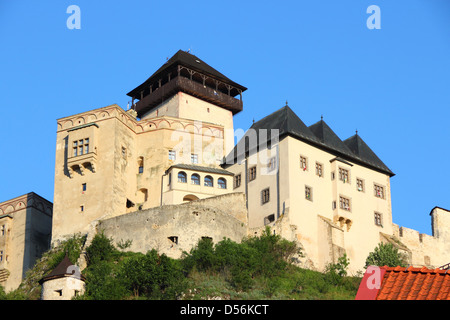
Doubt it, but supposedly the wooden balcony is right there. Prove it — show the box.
[135,76,243,117]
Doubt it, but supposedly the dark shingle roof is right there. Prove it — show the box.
[308,119,355,158]
[127,50,247,98]
[223,105,394,177]
[168,164,234,176]
[40,254,85,283]
[343,134,394,176]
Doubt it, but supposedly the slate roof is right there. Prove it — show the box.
[343,133,394,176]
[40,254,85,283]
[357,265,450,300]
[223,104,395,177]
[168,164,234,176]
[127,50,247,99]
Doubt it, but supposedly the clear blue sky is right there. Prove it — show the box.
[1,1,449,235]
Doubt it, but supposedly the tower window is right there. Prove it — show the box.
[138,157,144,174]
[80,205,84,212]
[73,138,89,157]
[168,150,176,161]
[82,183,86,192]
[191,154,198,164]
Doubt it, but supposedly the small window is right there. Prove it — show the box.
[300,156,307,171]
[339,196,350,211]
[234,174,242,189]
[82,183,86,192]
[218,178,227,189]
[168,236,178,245]
[191,174,200,185]
[374,184,385,199]
[248,166,257,181]
[0,225,5,236]
[0,250,3,262]
[168,150,176,161]
[138,157,144,174]
[122,146,127,159]
[204,175,213,187]
[264,214,275,225]
[305,186,312,201]
[339,168,349,183]
[178,171,187,183]
[261,188,270,204]
[80,205,84,212]
[374,212,383,226]
[267,157,276,172]
[191,154,198,164]
[357,178,364,192]
[315,162,323,177]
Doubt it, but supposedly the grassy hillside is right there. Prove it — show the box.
[0,229,361,300]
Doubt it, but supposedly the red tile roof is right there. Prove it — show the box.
[356,265,450,300]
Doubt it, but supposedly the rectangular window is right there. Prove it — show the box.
[339,168,349,183]
[234,174,241,189]
[191,154,198,164]
[122,146,127,159]
[0,251,3,262]
[73,141,78,157]
[82,183,86,192]
[357,178,364,192]
[374,184,385,199]
[267,157,276,172]
[80,205,84,212]
[315,162,323,177]
[1,225,5,236]
[300,156,307,171]
[305,186,312,201]
[339,196,350,211]
[374,212,383,226]
[168,150,176,161]
[85,138,89,153]
[79,139,84,156]
[249,166,257,181]
[261,188,270,204]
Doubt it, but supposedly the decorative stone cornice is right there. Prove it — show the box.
[0,193,52,218]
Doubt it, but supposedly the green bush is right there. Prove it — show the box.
[364,242,407,268]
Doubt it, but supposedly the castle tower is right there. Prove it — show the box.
[127,49,247,155]
[40,254,85,300]
[52,50,246,243]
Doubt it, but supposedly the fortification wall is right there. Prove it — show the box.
[392,223,447,268]
[98,192,247,259]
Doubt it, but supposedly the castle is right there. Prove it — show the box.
[1,50,449,297]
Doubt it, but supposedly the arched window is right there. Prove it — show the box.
[138,156,144,174]
[218,178,227,189]
[178,171,187,183]
[204,175,213,187]
[191,173,200,185]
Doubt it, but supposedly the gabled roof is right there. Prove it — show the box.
[343,134,394,177]
[356,265,450,300]
[127,50,247,99]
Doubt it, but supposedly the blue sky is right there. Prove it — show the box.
[1,1,449,235]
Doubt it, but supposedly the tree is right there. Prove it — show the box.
[364,242,407,268]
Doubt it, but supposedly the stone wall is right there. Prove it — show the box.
[97,192,247,259]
